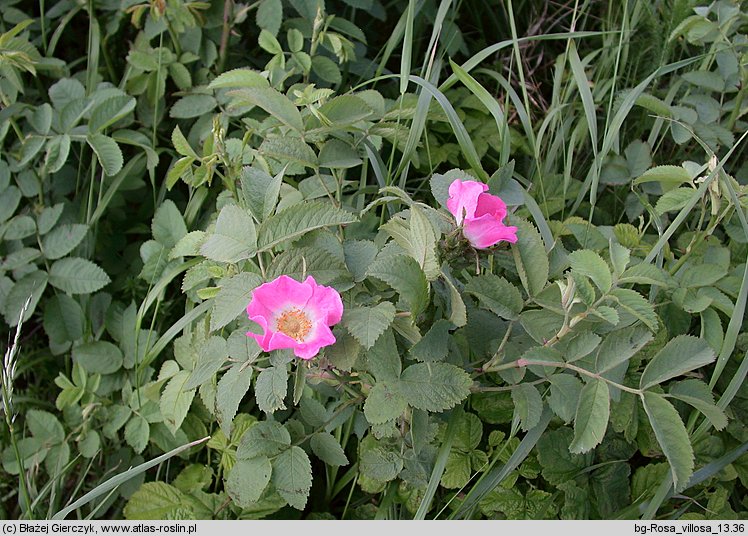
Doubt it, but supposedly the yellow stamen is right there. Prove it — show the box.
[276,308,312,341]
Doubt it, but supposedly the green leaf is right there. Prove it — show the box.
[668,380,727,431]
[267,247,351,288]
[184,336,228,391]
[41,223,88,260]
[208,68,268,90]
[342,302,396,350]
[171,126,199,159]
[237,421,291,459]
[73,341,123,375]
[400,362,472,412]
[318,139,361,169]
[641,391,694,492]
[169,95,217,119]
[367,254,429,316]
[409,319,451,362]
[609,242,630,277]
[152,200,187,249]
[310,432,348,466]
[344,240,378,282]
[595,326,653,375]
[256,0,282,35]
[359,435,403,482]
[312,56,342,85]
[123,482,192,520]
[682,70,724,92]
[255,365,288,414]
[365,329,401,381]
[569,379,610,454]
[89,95,136,133]
[618,263,676,287]
[4,271,48,326]
[211,272,264,332]
[639,335,715,390]
[27,410,64,443]
[216,363,254,436]
[259,136,317,169]
[87,134,123,176]
[569,250,612,293]
[0,185,21,223]
[633,165,691,186]
[318,95,373,125]
[511,383,544,432]
[240,165,283,222]
[609,288,658,331]
[200,204,257,263]
[364,382,407,425]
[49,257,110,295]
[548,374,583,424]
[512,217,549,297]
[257,200,356,252]
[465,273,523,320]
[537,427,592,485]
[272,446,312,510]
[125,414,149,454]
[43,294,83,343]
[160,370,196,434]
[226,456,272,507]
[229,87,303,131]
[169,231,205,259]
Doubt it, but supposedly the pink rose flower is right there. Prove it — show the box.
[246,275,344,360]
[446,178,518,249]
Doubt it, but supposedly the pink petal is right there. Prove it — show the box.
[305,276,344,325]
[250,275,313,313]
[446,179,488,224]
[293,324,337,359]
[463,216,518,249]
[474,192,507,221]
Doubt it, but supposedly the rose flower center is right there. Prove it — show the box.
[276,308,312,341]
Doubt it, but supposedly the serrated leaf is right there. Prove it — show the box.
[152,200,187,249]
[267,246,351,288]
[409,319,451,362]
[257,201,356,252]
[512,217,549,297]
[125,414,149,454]
[208,68,268,90]
[272,446,312,510]
[226,456,272,507]
[240,165,283,222]
[343,302,396,349]
[408,206,440,280]
[364,382,407,424]
[216,363,254,436]
[87,134,123,176]
[256,0,282,34]
[229,87,303,131]
[171,126,199,159]
[618,263,676,287]
[200,204,257,263]
[548,375,583,423]
[160,370,196,434]
[89,95,136,133]
[641,391,694,492]
[185,336,228,390]
[318,95,373,125]
[237,420,291,459]
[667,382,727,431]
[211,272,263,332]
[367,254,429,316]
[595,326,653,375]
[343,240,378,283]
[655,188,694,215]
[359,436,403,482]
[609,288,658,331]
[43,294,84,343]
[49,257,110,294]
[365,328,401,381]
[310,432,349,466]
[169,231,205,259]
[569,380,610,454]
[537,427,592,485]
[123,483,192,520]
[640,335,715,390]
[41,224,88,260]
[400,362,472,412]
[318,139,361,169]
[569,250,612,293]
[512,383,544,432]
[3,271,47,326]
[465,273,523,320]
[169,94,217,119]
[255,365,287,414]
[633,165,691,186]
[259,136,317,168]
[73,341,123,375]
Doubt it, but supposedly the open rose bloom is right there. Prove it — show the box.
[446,178,518,249]
[246,275,343,359]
